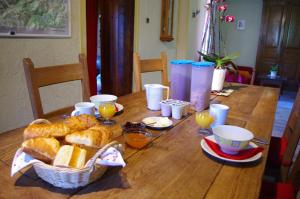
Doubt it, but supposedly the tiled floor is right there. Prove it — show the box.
[272,91,296,137]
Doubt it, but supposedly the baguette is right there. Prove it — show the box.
[65,125,112,148]
[22,137,60,163]
[24,122,70,140]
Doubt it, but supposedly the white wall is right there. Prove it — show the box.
[0,0,83,133]
[137,0,179,87]
[222,0,262,67]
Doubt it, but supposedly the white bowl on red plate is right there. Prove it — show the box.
[200,135,262,163]
[212,125,254,155]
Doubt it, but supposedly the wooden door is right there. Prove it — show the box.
[99,0,134,96]
[280,3,300,90]
[256,1,287,78]
[256,0,300,90]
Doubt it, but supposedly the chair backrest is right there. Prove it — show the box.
[225,66,256,85]
[23,54,90,119]
[281,87,300,181]
[287,148,300,189]
[283,89,300,139]
[133,52,168,92]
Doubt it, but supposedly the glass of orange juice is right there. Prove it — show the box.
[195,110,214,135]
[99,103,116,125]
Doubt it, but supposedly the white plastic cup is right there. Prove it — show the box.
[71,102,95,116]
[160,102,172,117]
[171,103,185,120]
[209,104,229,127]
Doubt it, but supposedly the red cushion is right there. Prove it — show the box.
[266,137,289,168]
[225,66,254,84]
[260,181,295,199]
[225,73,249,84]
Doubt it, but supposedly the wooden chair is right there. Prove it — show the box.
[23,54,90,119]
[260,148,300,199]
[133,52,168,92]
[225,66,256,85]
[265,87,300,182]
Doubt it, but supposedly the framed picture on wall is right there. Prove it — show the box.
[237,20,246,30]
[0,0,71,37]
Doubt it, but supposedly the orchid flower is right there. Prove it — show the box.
[218,4,227,12]
[225,15,235,22]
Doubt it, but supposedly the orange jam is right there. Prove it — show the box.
[125,132,151,149]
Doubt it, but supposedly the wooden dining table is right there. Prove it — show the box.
[0,84,279,199]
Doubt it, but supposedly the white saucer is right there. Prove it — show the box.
[142,117,173,130]
[200,135,262,163]
[95,103,124,116]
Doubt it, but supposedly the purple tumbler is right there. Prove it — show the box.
[190,62,215,111]
[170,60,194,101]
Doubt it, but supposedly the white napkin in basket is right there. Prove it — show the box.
[96,147,126,167]
[11,146,126,177]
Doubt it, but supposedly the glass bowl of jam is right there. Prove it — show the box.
[122,122,152,149]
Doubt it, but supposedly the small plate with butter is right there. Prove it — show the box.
[142,117,173,130]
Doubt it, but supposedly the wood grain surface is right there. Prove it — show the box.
[0,84,279,199]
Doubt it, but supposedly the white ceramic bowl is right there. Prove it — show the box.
[90,94,118,108]
[212,125,254,154]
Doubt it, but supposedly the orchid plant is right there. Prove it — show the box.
[198,0,238,71]
[199,52,239,70]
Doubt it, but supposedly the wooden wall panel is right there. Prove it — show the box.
[265,5,284,48]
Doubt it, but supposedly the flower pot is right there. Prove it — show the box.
[270,71,277,78]
[211,68,227,91]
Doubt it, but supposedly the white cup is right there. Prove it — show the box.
[171,103,185,120]
[209,104,229,127]
[71,102,95,116]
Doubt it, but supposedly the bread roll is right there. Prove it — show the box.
[53,145,87,169]
[22,137,60,163]
[64,114,99,132]
[24,122,70,140]
[69,146,87,169]
[65,125,112,148]
[53,145,73,167]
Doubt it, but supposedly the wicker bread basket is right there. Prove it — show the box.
[26,119,120,189]
[32,141,118,189]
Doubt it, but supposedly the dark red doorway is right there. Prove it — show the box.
[86,0,134,97]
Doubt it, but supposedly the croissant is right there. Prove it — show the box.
[65,125,112,148]
[22,137,60,163]
[63,114,99,132]
[24,122,70,140]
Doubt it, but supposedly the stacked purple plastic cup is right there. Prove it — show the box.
[190,62,215,111]
[170,60,194,101]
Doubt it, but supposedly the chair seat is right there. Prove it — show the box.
[266,136,289,167]
[226,71,251,84]
[260,181,295,199]
[225,66,255,84]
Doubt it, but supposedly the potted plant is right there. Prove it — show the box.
[270,65,278,78]
[198,0,238,91]
[199,52,239,91]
